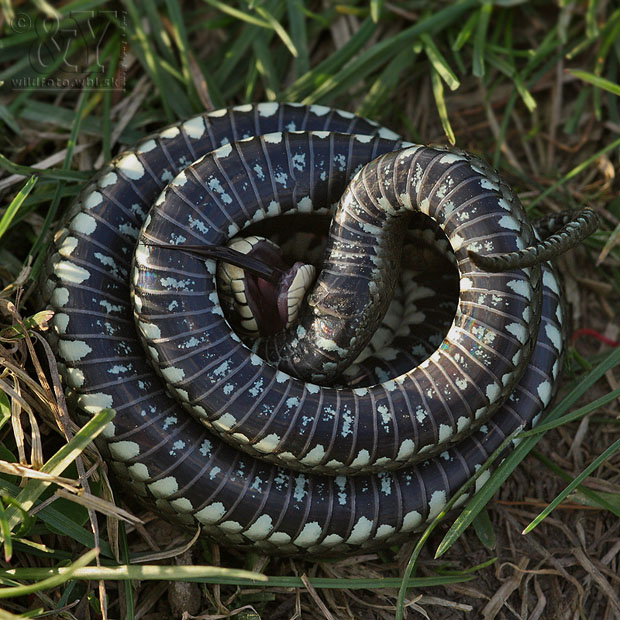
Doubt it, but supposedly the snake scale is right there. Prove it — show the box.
[42,103,596,553]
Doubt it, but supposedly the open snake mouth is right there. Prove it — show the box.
[218,236,316,338]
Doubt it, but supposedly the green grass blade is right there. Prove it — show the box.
[421,33,460,91]
[0,478,115,558]
[452,10,479,51]
[119,523,135,619]
[28,85,93,280]
[523,438,620,534]
[213,24,260,86]
[472,509,496,550]
[283,18,377,102]
[0,176,37,242]
[532,450,620,518]
[0,0,14,21]
[124,0,185,120]
[568,69,620,96]
[0,392,10,431]
[0,499,12,562]
[143,1,178,69]
[0,549,99,599]
[521,387,620,436]
[295,0,478,104]
[431,69,455,144]
[253,36,279,100]
[0,566,471,589]
[5,409,115,532]
[16,101,141,145]
[486,52,537,111]
[165,0,201,108]
[0,104,19,133]
[357,48,416,117]
[564,86,591,134]
[370,0,384,22]
[0,154,89,182]
[212,0,285,92]
[473,1,492,77]
[203,0,271,28]
[395,427,523,620]
[529,136,620,208]
[286,0,309,76]
[586,0,600,39]
[100,35,121,163]
[254,3,298,58]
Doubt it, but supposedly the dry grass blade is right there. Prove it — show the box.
[50,488,142,524]
[572,546,620,616]
[0,461,79,490]
[134,526,203,563]
[480,559,529,620]
[301,574,336,620]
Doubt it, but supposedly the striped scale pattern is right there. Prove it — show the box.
[43,103,565,553]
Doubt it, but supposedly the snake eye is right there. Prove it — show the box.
[318,316,336,339]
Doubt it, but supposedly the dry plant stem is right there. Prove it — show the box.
[301,574,336,620]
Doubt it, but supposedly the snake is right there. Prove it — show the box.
[42,103,597,553]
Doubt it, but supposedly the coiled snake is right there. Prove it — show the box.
[42,103,597,553]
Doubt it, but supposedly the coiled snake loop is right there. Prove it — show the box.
[42,103,595,553]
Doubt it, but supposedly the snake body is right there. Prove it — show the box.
[43,103,572,553]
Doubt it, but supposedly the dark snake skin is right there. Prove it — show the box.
[42,103,582,553]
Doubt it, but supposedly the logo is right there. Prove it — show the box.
[7,10,127,91]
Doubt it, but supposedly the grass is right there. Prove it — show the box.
[0,0,619,618]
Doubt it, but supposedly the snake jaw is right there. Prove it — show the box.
[280,263,316,330]
[218,236,316,337]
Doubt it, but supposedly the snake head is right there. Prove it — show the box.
[217,236,316,338]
